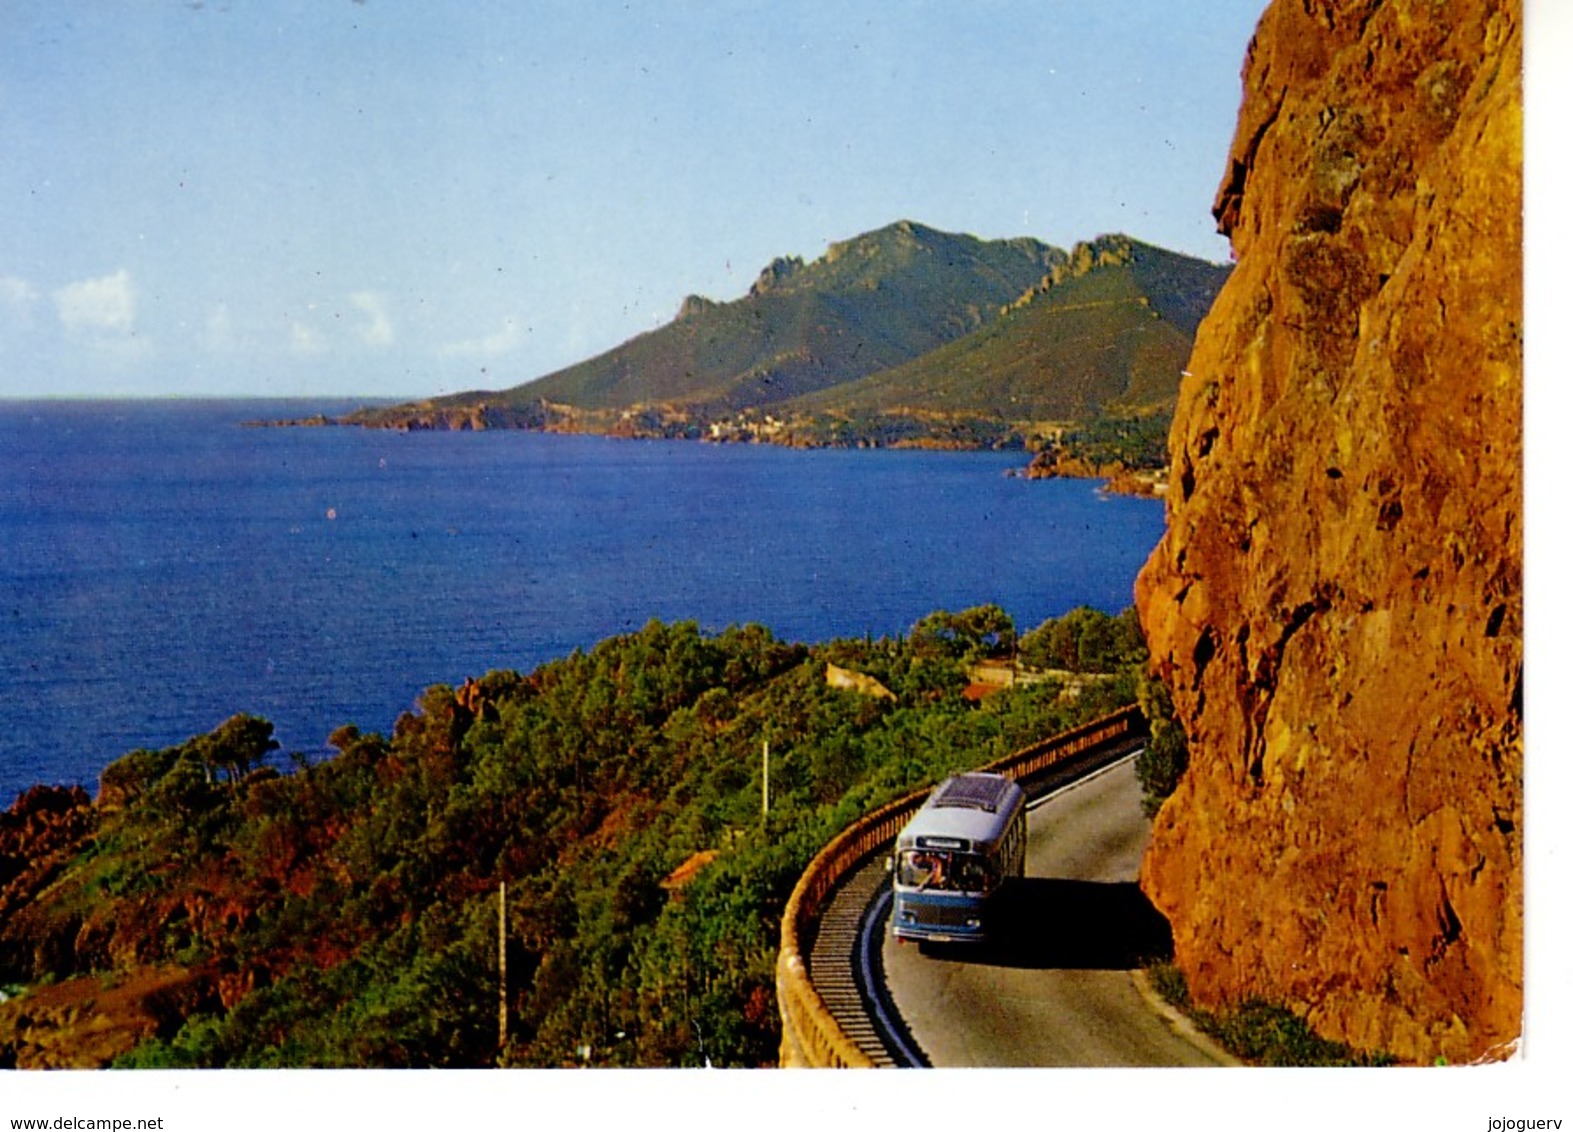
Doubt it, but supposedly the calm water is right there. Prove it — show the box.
[0,399,1165,802]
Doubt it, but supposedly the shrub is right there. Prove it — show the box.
[1135,672,1189,815]
[1146,962,1396,1067]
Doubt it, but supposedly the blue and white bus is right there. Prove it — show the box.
[890,772,1027,945]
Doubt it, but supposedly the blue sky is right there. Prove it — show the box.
[1,2,1269,399]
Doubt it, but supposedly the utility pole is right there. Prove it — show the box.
[762,740,770,820]
[498,881,507,1056]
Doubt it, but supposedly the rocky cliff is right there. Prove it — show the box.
[1135,0,1521,1064]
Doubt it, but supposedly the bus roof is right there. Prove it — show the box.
[933,773,1018,812]
[895,773,1025,849]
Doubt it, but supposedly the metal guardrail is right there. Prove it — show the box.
[775,704,1148,1067]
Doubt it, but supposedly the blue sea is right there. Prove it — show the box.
[0,399,1166,802]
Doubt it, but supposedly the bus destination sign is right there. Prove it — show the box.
[916,836,969,851]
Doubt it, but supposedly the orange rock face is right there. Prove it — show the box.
[1135,0,1521,1064]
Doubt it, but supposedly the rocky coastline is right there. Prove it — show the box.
[261,400,1168,496]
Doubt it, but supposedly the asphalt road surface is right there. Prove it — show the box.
[879,757,1232,1067]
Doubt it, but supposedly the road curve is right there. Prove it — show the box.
[878,756,1232,1067]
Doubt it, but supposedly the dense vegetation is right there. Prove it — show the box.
[0,606,1155,1068]
[1049,413,1175,472]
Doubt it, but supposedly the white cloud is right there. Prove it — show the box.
[54,269,136,334]
[349,291,394,347]
[439,318,522,359]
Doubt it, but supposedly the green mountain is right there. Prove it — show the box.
[350,221,1066,427]
[786,235,1232,422]
[340,223,1229,456]
[534,220,1068,410]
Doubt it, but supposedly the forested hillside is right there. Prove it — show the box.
[0,608,1148,1068]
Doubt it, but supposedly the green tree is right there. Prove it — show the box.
[909,604,1016,661]
[1019,606,1146,673]
[196,713,280,786]
[98,746,179,806]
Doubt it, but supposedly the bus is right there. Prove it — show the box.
[889,771,1027,946]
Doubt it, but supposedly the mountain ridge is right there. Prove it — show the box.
[339,221,1229,456]
[782,234,1231,422]
[450,219,1067,413]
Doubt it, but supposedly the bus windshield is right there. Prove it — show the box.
[896,849,995,893]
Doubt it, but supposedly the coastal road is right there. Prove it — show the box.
[877,756,1233,1067]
